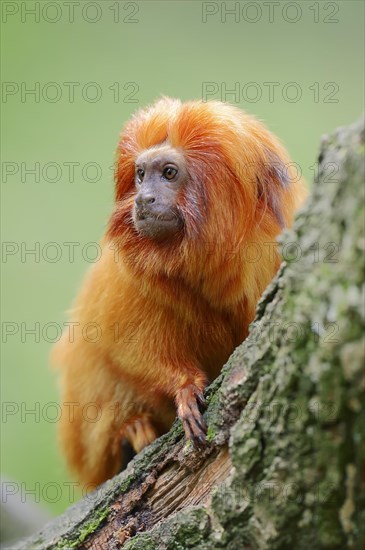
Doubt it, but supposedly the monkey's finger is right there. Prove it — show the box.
[180,408,203,440]
[185,408,207,446]
[180,408,207,448]
[188,401,207,433]
[183,418,205,447]
[188,420,207,449]
[193,432,207,448]
[196,392,207,409]
[181,417,194,441]
[190,415,207,439]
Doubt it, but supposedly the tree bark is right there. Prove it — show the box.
[14,118,365,550]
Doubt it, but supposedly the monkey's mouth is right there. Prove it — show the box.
[136,212,176,223]
[133,208,183,239]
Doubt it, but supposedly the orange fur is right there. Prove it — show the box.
[52,98,307,488]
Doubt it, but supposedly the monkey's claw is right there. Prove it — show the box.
[196,391,207,409]
[175,384,207,448]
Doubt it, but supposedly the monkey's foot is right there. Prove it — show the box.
[175,384,207,448]
[123,416,158,454]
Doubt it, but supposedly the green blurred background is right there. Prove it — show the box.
[1,0,364,521]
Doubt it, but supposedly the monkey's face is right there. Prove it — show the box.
[133,144,185,240]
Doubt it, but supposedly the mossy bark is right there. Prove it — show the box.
[14,118,365,550]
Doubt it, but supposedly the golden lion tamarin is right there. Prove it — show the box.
[52,98,307,488]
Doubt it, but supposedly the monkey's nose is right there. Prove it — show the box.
[135,193,155,207]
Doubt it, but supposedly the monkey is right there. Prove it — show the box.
[52,98,307,488]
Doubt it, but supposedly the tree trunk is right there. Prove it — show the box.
[14,118,365,550]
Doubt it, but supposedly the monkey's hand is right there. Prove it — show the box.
[175,384,207,448]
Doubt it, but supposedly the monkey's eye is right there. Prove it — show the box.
[136,168,145,183]
[163,167,177,180]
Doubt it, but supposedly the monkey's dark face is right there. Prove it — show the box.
[133,144,186,240]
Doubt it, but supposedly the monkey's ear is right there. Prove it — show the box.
[257,149,290,229]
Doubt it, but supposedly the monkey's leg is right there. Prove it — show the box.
[175,384,207,447]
